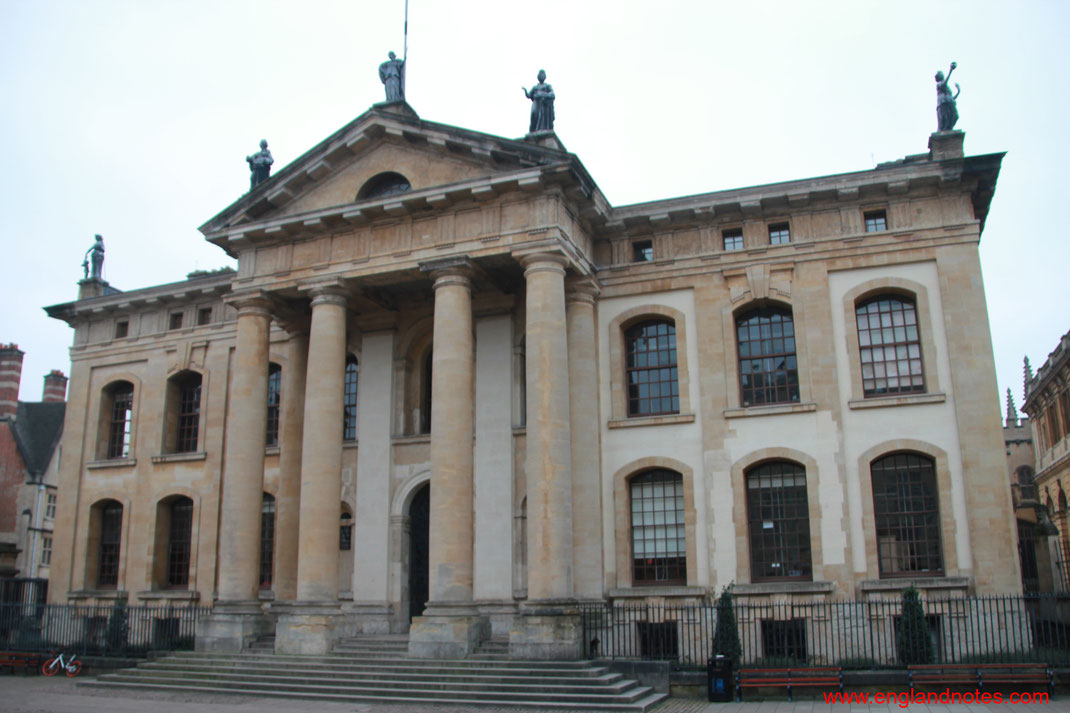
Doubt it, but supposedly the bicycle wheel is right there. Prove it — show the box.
[65,660,82,677]
[41,658,59,676]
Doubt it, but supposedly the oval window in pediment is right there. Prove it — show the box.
[358,171,412,200]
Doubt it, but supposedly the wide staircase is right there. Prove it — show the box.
[82,635,668,710]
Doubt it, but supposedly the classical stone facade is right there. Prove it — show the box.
[45,103,1020,657]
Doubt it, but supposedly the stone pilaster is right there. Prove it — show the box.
[274,330,308,601]
[566,278,603,600]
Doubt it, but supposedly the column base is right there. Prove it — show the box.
[408,603,488,658]
[509,601,583,660]
[195,601,271,653]
[274,601,345,655]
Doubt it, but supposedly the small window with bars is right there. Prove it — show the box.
[864,210,888,233]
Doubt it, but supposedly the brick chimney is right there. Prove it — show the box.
[0,343,24,419]
[42,370,68,403]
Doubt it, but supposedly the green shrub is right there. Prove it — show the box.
[712,584,742,668]
[896,586,934,665]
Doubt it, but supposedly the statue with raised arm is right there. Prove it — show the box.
[522,69,555,134]
[246,139,274,190]
[379,51,405,102]
[82,234,105,280]
[935,62,961,132]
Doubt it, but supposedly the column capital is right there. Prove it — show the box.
[565,276,601,305]
[518,251,568,277]
[420,256,474,289]
[223,289,275,318]
[298,280,349,308]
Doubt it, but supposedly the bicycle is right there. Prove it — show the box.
[41,651,82,677]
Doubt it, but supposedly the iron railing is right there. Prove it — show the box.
[0,601,209,657]
[580,594,1070,669]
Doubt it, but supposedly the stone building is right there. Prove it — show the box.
[44,100,1019,658]
[0,344,65,597]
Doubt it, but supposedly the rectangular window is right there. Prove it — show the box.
[1047,403,1061,447]
[768,223,791,245]
[761,619,807,663]
[108,386,134,459]
[114,321,128,339]
[632,240,653,263]
[723,228,743,251]
[636,621,679,660]
[169,312,184,330]
[175,382,201,453]
[45,493,56,519]
[41,536,52,566]
[166,499,193,588]
[864,210,888,233]
[1061,389,1070,439]
[197,307,212,326]
[340,523,353,551]
[260,496,275,589]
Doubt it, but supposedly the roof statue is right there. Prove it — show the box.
[246,139,274,191]
[935,62,961,131]
[81,234,104,280]
[380,51,405,103]
[523,69,555,134]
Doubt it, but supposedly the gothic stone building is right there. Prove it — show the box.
[45,102,1019,657]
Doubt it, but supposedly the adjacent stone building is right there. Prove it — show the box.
[44,100,1019,658]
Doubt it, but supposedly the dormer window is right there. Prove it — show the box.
[357,172,412,200]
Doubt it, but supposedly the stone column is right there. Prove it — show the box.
[197,293,274,653]
[274,330,308,601]
[409,257,487,657]
[566,278,603,600]
[510,251,581,660]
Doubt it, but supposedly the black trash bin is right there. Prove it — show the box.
[707,654,733,702]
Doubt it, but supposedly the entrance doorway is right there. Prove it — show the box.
[408,484,430,621]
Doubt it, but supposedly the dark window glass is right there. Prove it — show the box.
[420,349,432,435]
[340,512,353,551]
[723,228,743,251]
[633,240,653,262]
[631,470,686,585]
[175,374,201,453]
[625,320,679,417]
[761,619,807,663]
[746,461,812,581]
[864,210,888,233]
[41,536,52,565]
[260,494,275,590]
[1016,466,1037,502]
[736,307,799,406]
[169,312,183,330]
[45,493,56,519]
[1060,389,1070,439]
[107,382,134,459]
[343,356,358,441]
[857,296,925,397]
[872,453,943,577]
[197,307,212,326]
[114,321,128,339]
[166,498,193,588]
[768,223,791,245]
[1047,403,1060,447]
[98,501,123,588]
[266,363,281,446]
[358,171,411,200]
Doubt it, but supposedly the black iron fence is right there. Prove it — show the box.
[0,601,209,657]
[580,594,1070,669]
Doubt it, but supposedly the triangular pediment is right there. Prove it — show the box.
[200,103,577,245]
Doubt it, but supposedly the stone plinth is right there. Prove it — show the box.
[929,130,964,161]
[408,609,489,659]
[274,602,345,655]
[195,601,270,653]
[509,608,583,660]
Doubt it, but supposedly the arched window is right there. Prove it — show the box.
[162,496,194,588]
[266,363,281,447]
[165,371,202,453]
[260,493,275,590]
[736,307,798,406]
[104,381,134,459]
[625,320,679,416]
[630,470,686,585]
[357,171,411,200]
[95,500,123,589]
[857,296,924,397]
[746,461,812,581]
[872,453,943,577]
[343,355,358,441]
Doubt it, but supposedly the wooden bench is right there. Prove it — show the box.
[909,663,1053,693]
[736,667,843,701]
[0,652,43,674]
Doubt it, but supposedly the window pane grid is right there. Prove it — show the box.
[737,308,799,406]
[175,379,201,453]
[864,211,887,232]
[266,365,281,447]
[166,499,193,588]
[747,462,812,581]
[631,470,686,584]
[723,229,743,251]
[626,321,680,416]
[343,357,359,441]
[98,502,122,588]
[857,297,925,396]
[260,495,275,589]
[768,223,790,245]
[107,385,133,459]
[873,453,943,576]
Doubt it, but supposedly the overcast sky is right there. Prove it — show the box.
[1,0,1066,420]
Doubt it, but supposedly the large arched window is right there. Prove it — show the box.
[746,461,812,581]
[872,453,943,577]
[104,381,134,459]
[156,496,194,589]
[736,307,798,406]
[625,320,679,417]
[260,493,275,590]
[165,371,202,453]
[357,171,411,200]
[630,470,686,585]
[856,296,924,397]
[343,355,358,441]
[266,363,281,447]
[94,500,123,589]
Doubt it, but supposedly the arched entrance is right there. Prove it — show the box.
[408,483,430,621]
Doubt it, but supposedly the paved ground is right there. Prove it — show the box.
[1,675,1069,713]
